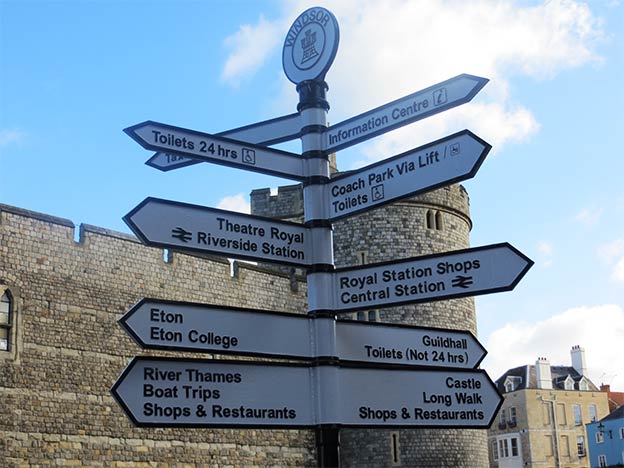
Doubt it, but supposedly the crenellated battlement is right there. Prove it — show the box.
[0,203,306,314]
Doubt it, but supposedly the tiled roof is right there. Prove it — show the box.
[601,404,624,422]
[495,364,600,393]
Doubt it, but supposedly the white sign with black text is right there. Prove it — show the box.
[111,357,502,428]
[119,298,487,369]
[124,197,316,267]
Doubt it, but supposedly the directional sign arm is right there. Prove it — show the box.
[124,197,317,267]
[325,242,533,313]
[119,298,314,359]
[125,120,306,181]
[323,74,489,153]
[119,297,487,369]
[146,113,302,172]
[111,358,502,428]
[326,130,491,221]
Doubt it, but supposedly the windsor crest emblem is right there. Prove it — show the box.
[282,6,339,84]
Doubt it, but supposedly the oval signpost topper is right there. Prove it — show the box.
[282,7,340,84]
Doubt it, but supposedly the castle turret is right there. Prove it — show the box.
[251,181,487,467]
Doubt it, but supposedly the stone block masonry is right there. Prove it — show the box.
[0,203,313,467]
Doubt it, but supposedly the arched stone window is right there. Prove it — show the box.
[0,290,13,351]
[426,210,435,229]
[435,211,443,230]
[426,210,444,230]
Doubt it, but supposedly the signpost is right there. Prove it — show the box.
[125,120,307,181]
[116,6,533,467]
[119,298,488,369]
[147,112,303,172]
[310,243,533,313]
[326,130,490,221]
[111,357,501,428]
[123,197,321,267]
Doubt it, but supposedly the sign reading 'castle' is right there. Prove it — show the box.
[112,357,501,428]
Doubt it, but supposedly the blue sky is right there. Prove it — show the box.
[1,0,623,389]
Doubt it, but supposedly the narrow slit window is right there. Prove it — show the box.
[0,291,13,351]
[426,210,435,229]
[390,431,401,465]
[435,211,443,230]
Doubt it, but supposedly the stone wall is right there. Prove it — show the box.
[0,204,315,467]
[1,177,489,467]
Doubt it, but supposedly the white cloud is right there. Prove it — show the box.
[597,238,624,284]
[575,207,604,227]
[537,241,554,268]
[598,238,624,263]
[222,0,604,164]
[538,242,553,256]
[216,193,251,214]
[0,128,25,148]
[611,257,624,284]
[221,15,284,87]
[482,304,624,389]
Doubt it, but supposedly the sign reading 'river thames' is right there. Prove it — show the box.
[111,357,502,428]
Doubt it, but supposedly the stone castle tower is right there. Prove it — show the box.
[251,180,488,467]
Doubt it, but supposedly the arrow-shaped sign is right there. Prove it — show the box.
[146,112,302,172]
[324,74,488,153]
[119,298,487,369]
[111,357,502,428]
[326,130,490,221]
[125,120,306,181]
[124,197,315,267]
[310,243,533,313]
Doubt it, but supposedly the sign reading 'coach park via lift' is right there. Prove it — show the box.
[120,298,488,369]
[326,130,490,221]
[111,357,502,428]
